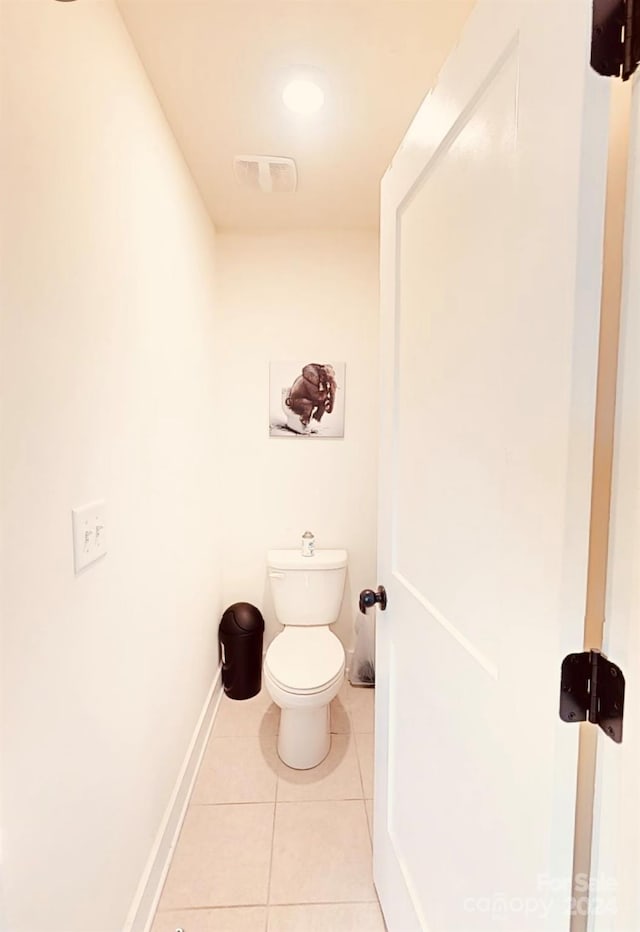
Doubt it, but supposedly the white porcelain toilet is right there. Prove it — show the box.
[264,548,347,770]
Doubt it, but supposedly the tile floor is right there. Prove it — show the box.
[151,680,383,932]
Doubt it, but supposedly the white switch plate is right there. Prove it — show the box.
[72,500,107,573]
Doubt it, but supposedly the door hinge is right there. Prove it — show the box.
[592,0,640,81]
[559,650,625,743]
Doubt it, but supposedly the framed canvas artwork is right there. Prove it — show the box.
[269,361,346,438]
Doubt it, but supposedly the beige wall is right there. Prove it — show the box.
[217,232,379,651]
[0,4,381,927]
[0,3,221,930]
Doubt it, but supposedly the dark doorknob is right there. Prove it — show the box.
[359,585,387,614]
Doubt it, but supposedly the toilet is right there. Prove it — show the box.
[280,388,307,434]
[264,548,347,769]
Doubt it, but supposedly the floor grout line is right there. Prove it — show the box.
[156,903,268,912]
[189,795,372,808]
[264,744,280,927]
[155,898,382,913]
[354,725,368,803]
[190,799,277,807]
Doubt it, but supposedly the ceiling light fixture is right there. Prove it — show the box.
[282,78,325,116]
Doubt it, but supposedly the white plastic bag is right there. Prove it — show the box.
[349,610,375,686]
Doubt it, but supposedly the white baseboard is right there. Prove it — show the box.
[123,666,224,932]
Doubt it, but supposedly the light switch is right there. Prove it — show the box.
[72,500,106,573]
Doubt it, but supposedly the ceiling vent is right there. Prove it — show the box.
[233,155,298,194]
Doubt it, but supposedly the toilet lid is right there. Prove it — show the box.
[265,628,344,692]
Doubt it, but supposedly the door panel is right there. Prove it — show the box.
[376,2,611,929]
[395,47,517,674]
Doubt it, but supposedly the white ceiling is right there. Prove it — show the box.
[117,0,473,231]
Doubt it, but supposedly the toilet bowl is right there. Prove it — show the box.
[264,548,348,769]
[265,627,345,769]
[280,387,309,434]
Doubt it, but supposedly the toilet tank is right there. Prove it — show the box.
[267,549,347,626]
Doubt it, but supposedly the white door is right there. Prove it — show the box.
[589,75,640,932]
[375,1,611,929]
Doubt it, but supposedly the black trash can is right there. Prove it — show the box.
[219,602,265,700]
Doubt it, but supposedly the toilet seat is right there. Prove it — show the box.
[266,664,344,698]
[265,627,345,695]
